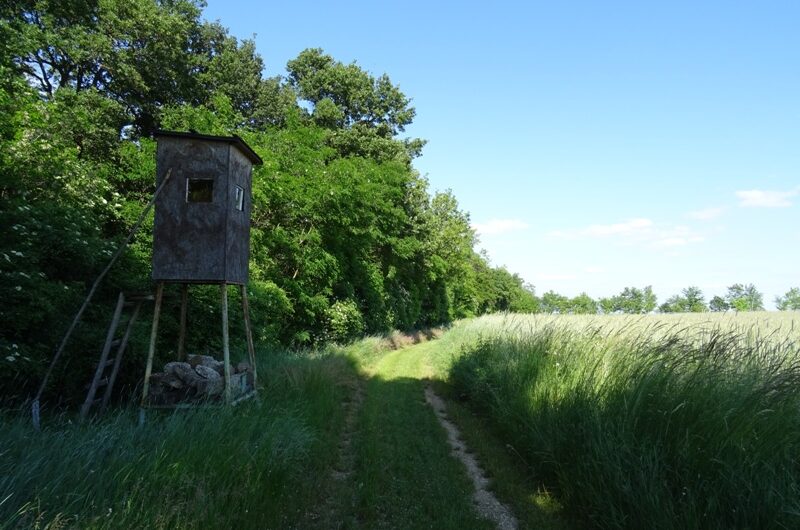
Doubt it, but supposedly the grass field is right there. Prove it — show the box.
[2,311,798,529]
[443,312,800,529]
[0,348,358,529]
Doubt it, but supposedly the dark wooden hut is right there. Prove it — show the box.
[152,131,262,285]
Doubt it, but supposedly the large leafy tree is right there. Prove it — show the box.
[775,287,800,311]
[660,286,707,313]
[611,286,657,314]
[6,0,281,135]
[570,293,598,314]
[286,48,425,162]
[725,284,764,312]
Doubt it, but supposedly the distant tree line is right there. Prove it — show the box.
[529,284,800,315]
[0,0,537,403]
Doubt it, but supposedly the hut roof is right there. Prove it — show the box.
[154,130,263,166]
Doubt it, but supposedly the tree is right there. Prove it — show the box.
[614,286,657,314]
[659,295,683,313]
[709,295,729,312]
[7,0,277,135]
[286,48,425,162]
[776,288,800,311]
[599,297,617,314]
[570,292,598,314]
[541,291,570,314]
[660,286,706,313]
[682,286,706,312]
[725,283,764,312]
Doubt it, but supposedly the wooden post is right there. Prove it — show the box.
[80,292,125,421]
[221,283,232,405]
[177,284,189,361]
[141,282,164,408]
[240,284,258,390]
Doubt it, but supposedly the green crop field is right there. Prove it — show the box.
[441,311,800,529]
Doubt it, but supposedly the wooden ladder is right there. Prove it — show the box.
[79,292,152,420]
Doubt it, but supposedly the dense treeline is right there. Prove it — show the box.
[535,284,799,314]
[0,0,537,403]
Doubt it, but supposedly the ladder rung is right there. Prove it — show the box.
[110,339,121,348]
[96,377,109,387]
[101,359,115,369]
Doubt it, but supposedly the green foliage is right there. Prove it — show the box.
[725,283,764,312]
[775,287,800,311]
[709,295,729,312]
[598,286,657,314]
[325,299,366,343]
[569,292,598,314]
[540,291,570,314]
[659,286,707,313]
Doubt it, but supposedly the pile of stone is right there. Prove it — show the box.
[147,354,253,406]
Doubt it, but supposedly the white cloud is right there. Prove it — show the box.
[736,187,799,208]
[687,207,725,220]
[549,218,705,250]
[584,266,605,274]
[472,218,529,236]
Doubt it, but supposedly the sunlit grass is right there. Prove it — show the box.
[443,311,800,529]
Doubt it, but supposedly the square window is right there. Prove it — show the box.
[235,186,245,211]
[187,179,213,202]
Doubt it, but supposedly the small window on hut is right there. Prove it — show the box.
[234,186,245,211]
[187,179,214,203]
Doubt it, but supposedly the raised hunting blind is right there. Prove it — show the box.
[141,131,264,413]
[31,131,264,427]
[152,131,262,284]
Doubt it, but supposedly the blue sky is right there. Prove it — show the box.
[204,0,799,308]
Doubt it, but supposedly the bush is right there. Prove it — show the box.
[325,299,365,344]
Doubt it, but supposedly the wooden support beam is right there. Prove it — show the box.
[221,283,232,405]
[240,284,258,390]
[177,284,189,361]
[141,282,164,408]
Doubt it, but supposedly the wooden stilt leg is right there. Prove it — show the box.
[177,284,189,361]
[221,283,232,405]
[141,282,164,408]
[240,284,258,391]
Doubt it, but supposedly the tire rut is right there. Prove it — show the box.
[424,385,518,530]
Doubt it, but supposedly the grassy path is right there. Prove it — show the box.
[337,341,491,529]
[311,340,563,530]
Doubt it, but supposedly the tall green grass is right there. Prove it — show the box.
[447,313,800,529]
[0,349,355,529]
